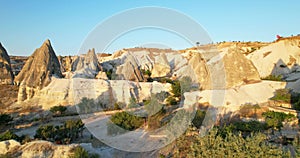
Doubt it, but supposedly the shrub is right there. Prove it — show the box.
[147,109,166,130]
[35,119,84,144]
[232,120,267,133]
[50,105,67,115]
[157,77,173,84]
[108,112,144,135]
[141,69,152,77]
[192,110,206,129]
[261,75,283,81]
[168,128,290,157]
[69,146,89,158]
[77,98,106,114]
[262,111,296,130]
[0,113,13,125]
[291,92,300,111]
[106,69,113,80]
[0,130,19,141]
[270,89,291,103]
[239,103,261,118]
[171,80,181,97]
[166,96,177,105]
[127,97,139,109]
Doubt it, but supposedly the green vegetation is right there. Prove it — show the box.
[147,108,166,130]
[0,130,19,141]
[156,77,173,84]
[141,69,152,77]
[34,119,84,144]
[191,110,206,129]
[261,74,283,81]
[76,98,106,114]
[170,77,198,98]
[232,120,267,133]
[171,80,181,97]
[0,113,12,125]
[166,96,178,105]
[239,103,261,118]
[107,111,144,135]
[166,128,290,157]
[105,69,113,80]
[69,146,99,158]
[69,146,89,158]
[50,105,67,115]
[270,89,291,103]
[127,97,139,109]
[291,92,300,111]
[262,111,296,130]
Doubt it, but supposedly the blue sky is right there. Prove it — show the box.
[0,0,299,56]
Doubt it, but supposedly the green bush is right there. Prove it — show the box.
[147,109,166,130]
[166,96,177,105]
[262,111,296,130]
[171,80,181,97]
[108,112,143,135]
[69,146,89,158]
[106,69,113,80]
[157,77,173,84]
[270,89,291,103]
[0,130,19,141]
[77,98,106,114]
[291,92,300,111]
[261,75,283,81]
[0,113,13,125]
[232,120,267,133]
[192,110,206,129]
[35,119,84,144]
[50,105,67,115]
[141,69,152,77]
[168,128,290,157]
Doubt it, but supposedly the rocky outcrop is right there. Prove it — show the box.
[95,71,108,80]
[248,39,300,78]
[72,48,101,78]
[151,53,171,78]
[58,55,73,72]
[115,53,144,81]
[188,53,211,89]
[15,39,62,102]
[0,43,14,84]
[207,46,260,89]
[0,140,77,158]
[222,48,260,88]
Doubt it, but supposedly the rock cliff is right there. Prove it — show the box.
[0,43,14,84]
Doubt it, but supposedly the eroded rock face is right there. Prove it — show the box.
[248,39,300,78]
[115,53,144,81]
[58,55,73,72]
[15,39,62,101]
[0,43,14,84]
[0,140,77,158]
[188,53,211,89]
[222,48,260,88]
[151,53,171,78]
[72,48,102,78]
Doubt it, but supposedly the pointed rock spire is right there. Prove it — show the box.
[15,39,62,101]
[0,43,14,84]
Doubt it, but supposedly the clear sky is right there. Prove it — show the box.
[0,0,299,56]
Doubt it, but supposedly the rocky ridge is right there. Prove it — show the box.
[0,43,14,84]
[14,39,62,102]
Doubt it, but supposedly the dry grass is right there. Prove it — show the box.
[0,84,18,112]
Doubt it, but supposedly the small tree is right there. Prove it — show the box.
[0,113,13,125]
[69,146,89,158]
[50,106,67,115]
